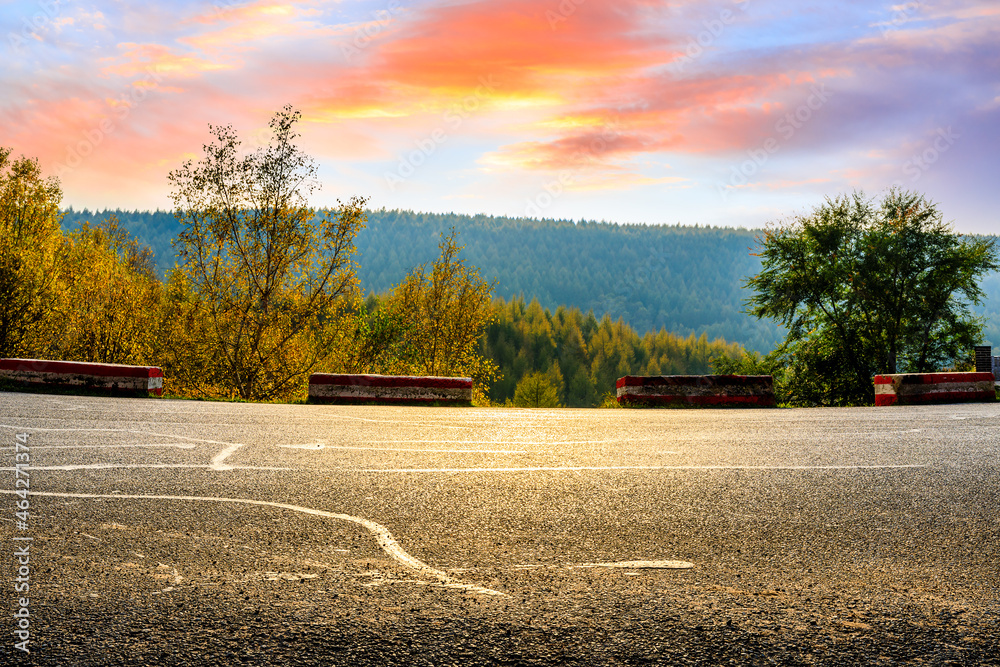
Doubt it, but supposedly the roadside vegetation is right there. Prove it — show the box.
[3,112,996,407]
[0,110,497,403]
[715,189,999,406]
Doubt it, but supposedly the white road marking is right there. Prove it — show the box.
[211,443,244,470]
[573,560,694,569]
[0,424,253,472]
[3,490,504,597]
[363,439,648,445]
[363,464,930,473]
[0,443,198,451]
[4,464,204,471]
[0,423,243,447]
[0,463,290,472]
[310,414,473,430]
[279,443,528,454]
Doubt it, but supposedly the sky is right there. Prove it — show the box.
[2,0,999,233]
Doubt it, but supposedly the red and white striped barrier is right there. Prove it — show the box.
[616,375,776,407]
[308,374,473,405]
[873,372,996,406]
[0,358,163,397]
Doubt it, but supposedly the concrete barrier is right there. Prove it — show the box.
[308,373,473,405]
[873,372,996,406]
[0,358,163,397]
[616,375,776,407]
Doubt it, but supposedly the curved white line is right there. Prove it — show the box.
[3,490,503,597]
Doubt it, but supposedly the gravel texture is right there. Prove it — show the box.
[2,393,999,665]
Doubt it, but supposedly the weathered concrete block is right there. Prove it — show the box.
[616,375,776,407]
[308,374,473,405]
[0,358,163,397]
[873,372,996,406]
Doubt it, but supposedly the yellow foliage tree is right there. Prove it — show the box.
[386,229,499,390]
[167,106,366,400]
[0,148,64,358]
[53,217,163,365]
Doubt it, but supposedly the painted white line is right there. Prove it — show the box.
[279,443,528,454]
[211,443,244,471]
[1,490,503,597]
[573,560,694,569]
[0,443,197,451]
[309,414,473,430]
[1,418,248,426]
[0,464,203,471]
[0,464,291,472]
[362,439,648,445]
[0,424,243,447]
[363,464,930,473]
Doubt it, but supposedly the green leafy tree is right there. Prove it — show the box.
[0,148,64,357]
[745,189,998,405]
[512,371,561,407]
[167,106,367,400]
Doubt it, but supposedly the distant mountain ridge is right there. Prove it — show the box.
[59,207,1000,353]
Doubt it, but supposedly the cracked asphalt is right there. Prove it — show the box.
[2,391,998,665]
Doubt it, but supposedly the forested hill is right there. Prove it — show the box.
[355,210,787,352]
[60,207,1000,353]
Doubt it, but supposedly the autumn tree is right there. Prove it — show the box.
[386,229,499,387]
[0,148,64,357]
[167,106,366,400]
[745,188,998,405]
[54,217,162,365]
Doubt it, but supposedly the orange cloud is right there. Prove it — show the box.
[101,43,232,78]
[306,0,678,120]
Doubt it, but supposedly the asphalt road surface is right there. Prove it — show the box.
[2,391,998,666]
